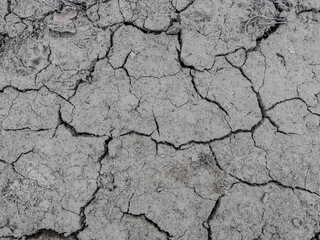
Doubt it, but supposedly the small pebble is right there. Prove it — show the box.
[262,192,268,203]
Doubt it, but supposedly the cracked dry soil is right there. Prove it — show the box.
[1,0,320,239]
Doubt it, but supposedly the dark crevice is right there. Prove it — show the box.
[265,116,295,135]
[231,176,320,197]
[253,87,267,115]
[0,149,34,178]
[60,0,87,11]
[0,158,9,164]
[208,145,223,171]
[176,31,197,71]
[210,130,315,196]
[190,71,229,116]
[0,84,72,106]
[122,128,254,151]
[203,195,224,240]
[165,16,180,35]
[270,1,283,12]
[297,8,320,15]
[57,108,105,137]
[250,117,265,133]
[24,229,76,239]
[86,2,185,35]
[34,44,53,85]
[122,66,132,86]
[256,24,281,44]
[266,96,319,117]
[85,25,117,80]
[70,130,113,238]
[97,137,112,164]
[3,127,51,132]
[115,51,133,85]
[253,89,290,134]
[225,57,292,134]
[220,47,248,67]
[121,51,131,69]
[0,85,40,93]
[310,231,320,240]
[123,212,173,239]
[123,22,165,35]
[179,128,251,148]
[85,57,98,82]
[105,26,118,58]
[120,130,153,138]
[175,47,196,69]
[0,32,9,56]
[191,186,215,201]
[123,11,182,36]
[60,28,118,100]
[0,236,16,240]
[252,0,288,47]
[96,136,113,182]
[152,138,180,151]
[11,149,34,166]
[43,84,74,105]
[79,186,100,230]
[10,149,35,177]
[172,0,195,13]
[9,132,110,240]
[153,111,160,136]
[268,0,291,12]
[68,79,84,100]
[276,52,286,67]
[176,31,229,116]
[246,6,286,53]
[7,0,12,13]
[80,27,118,85]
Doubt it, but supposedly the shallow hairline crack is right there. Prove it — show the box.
[2,126,52,132]
[121,211,173,239]
[120,124,270,151]
[189,70,229,116]
[176,33,290,134]
[176,29,284,127]
[76,186,101,233]
[171,0,195,14]
[0,149,35,178]
[85,0,193,34]
[56,127,113,239]
[225,56,296,135]
[68,26,119,100]
[0,84,74,108]
[230,176,320,197]
[57,108,107,138]
[266,96,320,119]
[209,127,320,197]
[189,185,215,201]
[202,194,224,240]
[176,30,230,116]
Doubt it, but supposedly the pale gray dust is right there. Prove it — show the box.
[1,0,320,239]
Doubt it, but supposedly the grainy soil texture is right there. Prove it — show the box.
[1,0,320,239]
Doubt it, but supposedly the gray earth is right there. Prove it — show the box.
[1,0,320,239]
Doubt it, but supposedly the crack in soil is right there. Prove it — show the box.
[122,212,173,240]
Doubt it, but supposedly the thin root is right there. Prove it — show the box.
[107,188,129,222]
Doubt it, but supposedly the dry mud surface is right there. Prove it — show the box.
[1,0,320,239]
